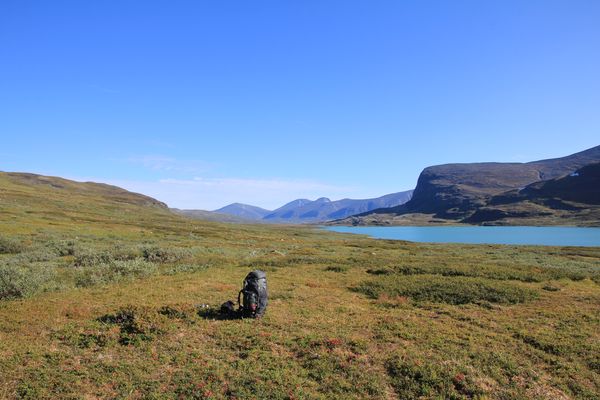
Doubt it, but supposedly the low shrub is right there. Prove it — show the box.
[72,250,115,268]
[109,259,157,277]
[355,275,538,305]
[0,236,24,254]
[74,259,157,287]
[325,265,348,272]
[74,271,105,288]
[390,264,541,283]
[158,304,197,322]
[542,284,561,292]
[45,239,79,257]
[0,264,51,300]
[72,246,141,268]
[11,247,58,263]
[100,305,166,345]
[142,246,191,263]
[366,268,394,275]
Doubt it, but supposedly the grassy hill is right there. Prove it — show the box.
[1,172,600,399]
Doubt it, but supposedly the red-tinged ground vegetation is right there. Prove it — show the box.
[1,171,599,399]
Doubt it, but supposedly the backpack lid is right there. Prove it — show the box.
[246,270,266,280]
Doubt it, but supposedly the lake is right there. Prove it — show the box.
[323,226,600,247]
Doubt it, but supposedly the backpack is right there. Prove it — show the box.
[237,270,268,318]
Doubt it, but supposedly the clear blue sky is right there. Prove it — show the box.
[1,1,599,210]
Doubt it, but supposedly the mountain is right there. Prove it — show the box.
[463,162,600,224]
[262,191,413,223]
[331,145,600,226]
[493,162,600,206]
[214,203,271,220]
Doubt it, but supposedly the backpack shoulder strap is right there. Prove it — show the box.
[237,289,244,308]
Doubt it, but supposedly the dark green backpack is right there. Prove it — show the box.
[237,270,268,318]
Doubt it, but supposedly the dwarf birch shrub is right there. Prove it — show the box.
[0,236,24,254]
[74,259,157,287]
[141,246,191,263]
[0,264,51,299]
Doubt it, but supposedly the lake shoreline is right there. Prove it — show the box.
[322,225,600,247]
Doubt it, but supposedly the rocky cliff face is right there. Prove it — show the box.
[334,145,600,225]
[404,163,542,218]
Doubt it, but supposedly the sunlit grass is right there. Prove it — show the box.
[1,171,599,398]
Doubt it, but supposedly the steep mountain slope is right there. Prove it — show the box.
[400,163,542,218]
[332,145,600,226]
[529,146,600,179]
[493,162,600,206]
[463,162,600,224]
[402,145,600,219]
[214,203,271,220]
[262,191,413,223]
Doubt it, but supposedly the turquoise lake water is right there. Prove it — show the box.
[324,226,600,247]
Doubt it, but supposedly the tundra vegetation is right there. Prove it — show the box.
[0,172,599,399]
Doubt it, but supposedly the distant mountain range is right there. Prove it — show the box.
[196,191,413,224]
[262,191,413,223]
[214,203,271,220]
[331,145,600,226]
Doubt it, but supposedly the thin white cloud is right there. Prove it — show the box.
[127,155,213,174]
[86,84,121,94]
[73,176,357,210]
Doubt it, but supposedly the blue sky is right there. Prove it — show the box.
[1,1,599,210]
